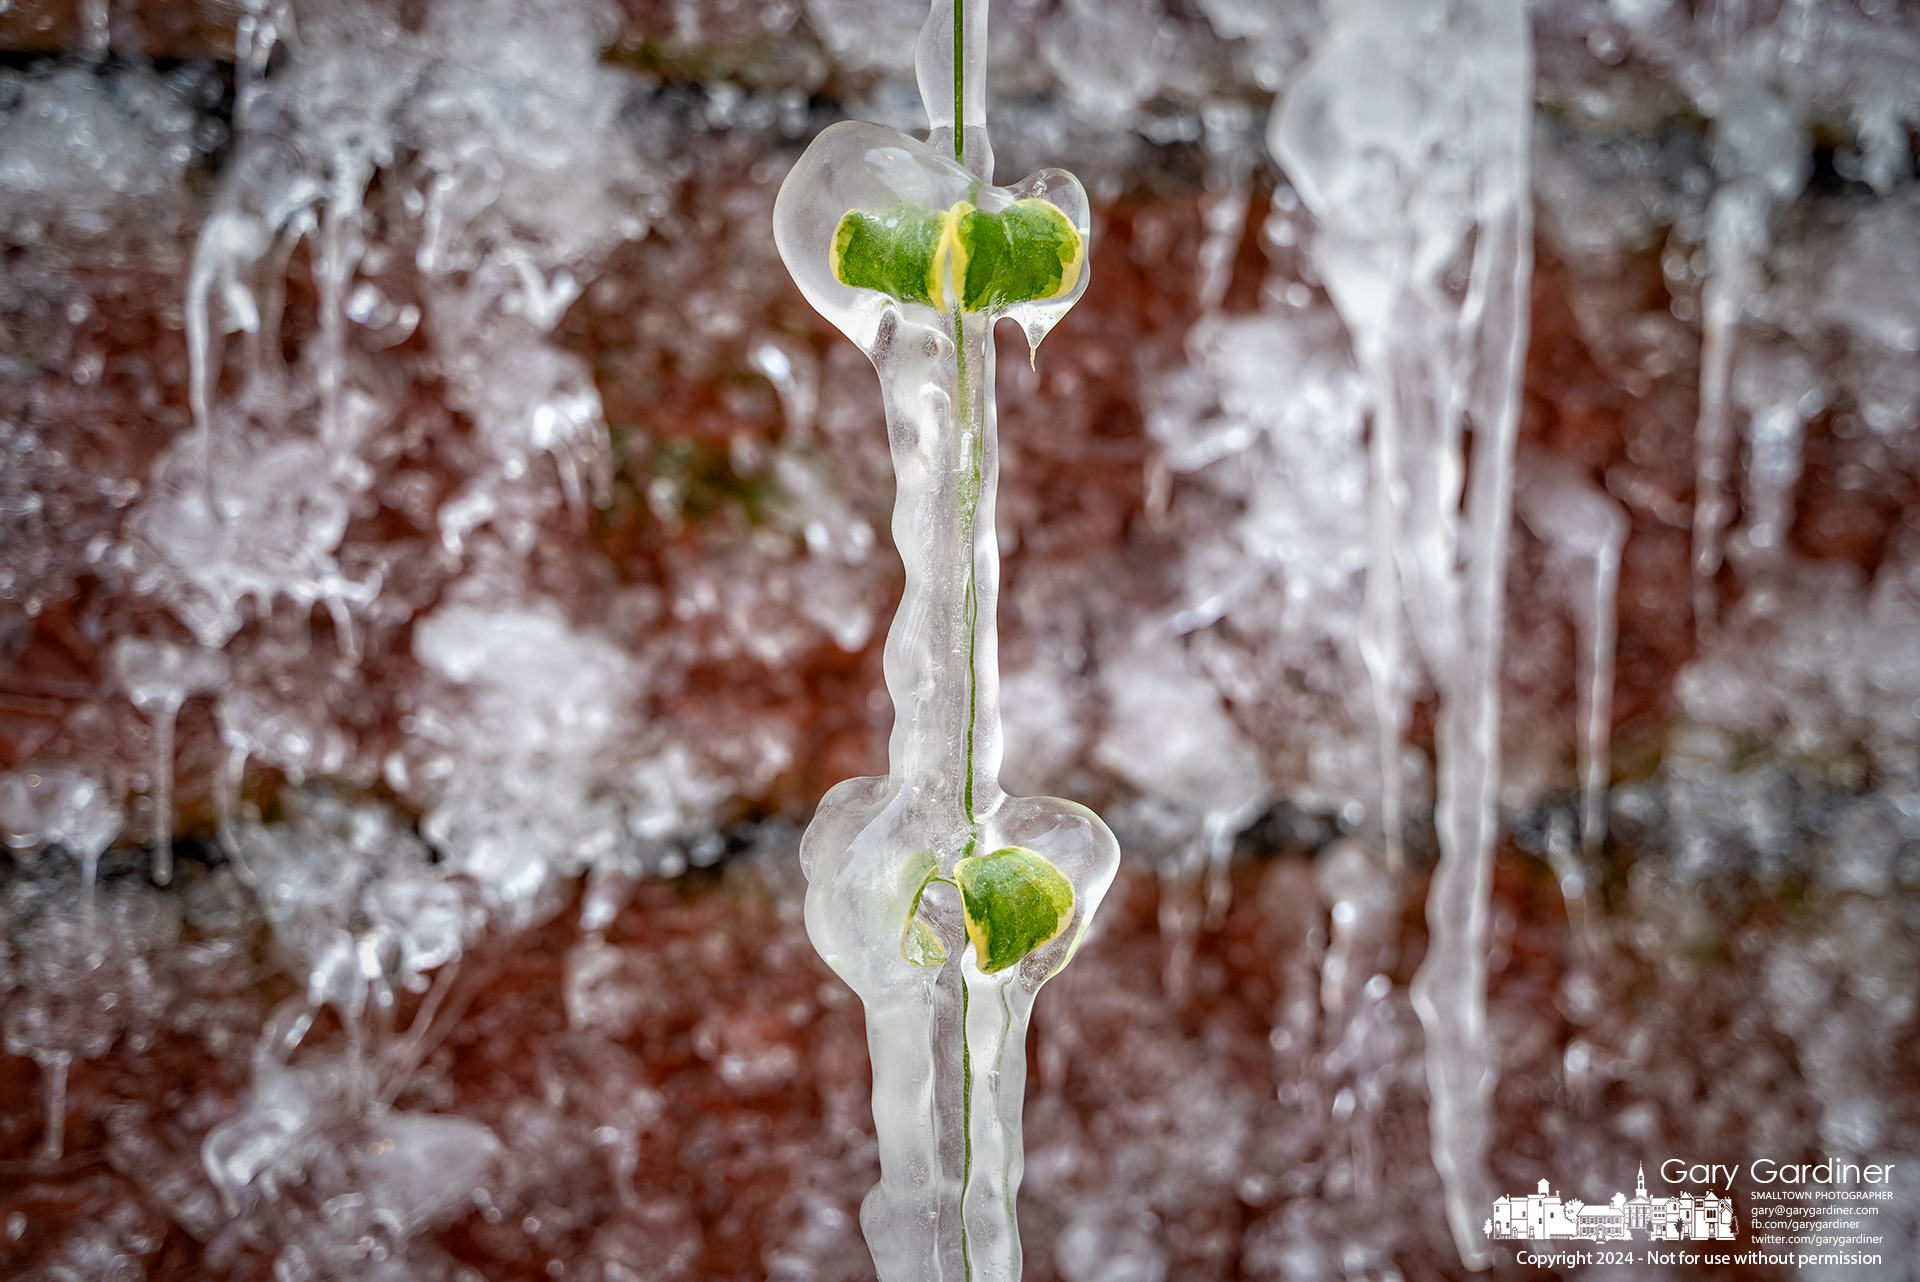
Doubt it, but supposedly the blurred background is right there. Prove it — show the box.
[1,0,1918,1278]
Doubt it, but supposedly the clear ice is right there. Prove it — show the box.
[774,2,1120,1276]
[1690,93,1808,639]
[1271,0,1532,1266]
[0,767,124,930]
[4,0,1920,1276]
[110,638,228,887]
[1516,457,1629,858]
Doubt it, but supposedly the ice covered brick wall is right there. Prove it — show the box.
[2,0,1919,1278]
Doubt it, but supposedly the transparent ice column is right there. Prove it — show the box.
[773,3,1119,1277]
[1271,0,1532,1267]
[1516,457,1629,860]
[110,638,229,887]
[1690,93,1807,638]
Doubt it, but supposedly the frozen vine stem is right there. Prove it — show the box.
[773,2,1119,1277]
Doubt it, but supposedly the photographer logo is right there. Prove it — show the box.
[1487,1166,1737,1242]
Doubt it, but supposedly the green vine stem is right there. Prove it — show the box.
[952,0,964,161]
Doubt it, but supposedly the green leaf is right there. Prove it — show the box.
[951,199,1083,313]
[828,198,1084,314]
[898,851,947,967]
[902,915,949,967]
[831,204,947,308]
[954,845,1075,974]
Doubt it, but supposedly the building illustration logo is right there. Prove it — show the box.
[1487,1166,1738,1242]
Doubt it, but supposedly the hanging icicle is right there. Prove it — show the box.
[1270,0,1533,1267]
[1517,456,1629,859]
[1689,92,1808,638]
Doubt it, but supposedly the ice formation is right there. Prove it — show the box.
[1691,93,1809,638]
[0,766,124,930]
[1515,456,1629,858]
[4,0,1920,1277]
[1271,0,1532,1265]
[0,767,127,1159]
[774,3,1119,1275]
[110,637,227,886]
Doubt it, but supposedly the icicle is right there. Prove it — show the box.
[1732,346,1822,577]
[1272,0,1532,1267]
[1152,815,1244,995]
[324,588,361,664]
[1358,385,1408,875]
[1741,401,1805,561]
[78,0,109,61]
[1689,183,1765,638]
[185,277,218,496]
[750,337,820,442]
[1572,543,1622,859]
[36,1051,71,1163]
[148,698,180,886]
[1156,853,1194,998]
[1201,809,1238,929]
[111,640,229,887]
[7,769,125,934]
[1196,102,1256,313]
[214,734,254,884]
[1315,840,1398,1023]
[1421,27,1532,1257]
[1517,459,1628,857]
[1417,187,1528,1275]
[184,139,320,488]
[1690,93,1807,638]
[775,3,1119,1277]
[316,164,371,476]
[232,1,280,135]
[79,846,101,935]
[1541,809,1597,956]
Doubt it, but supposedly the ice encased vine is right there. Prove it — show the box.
[772,10,1120,1277]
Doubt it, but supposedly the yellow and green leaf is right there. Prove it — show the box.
[954,845,1074,974]
[830,198,1082,314]
[831,204,948,308]
[902,915,949,967]
[898,850,947,967]
[950,199,1082,312]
